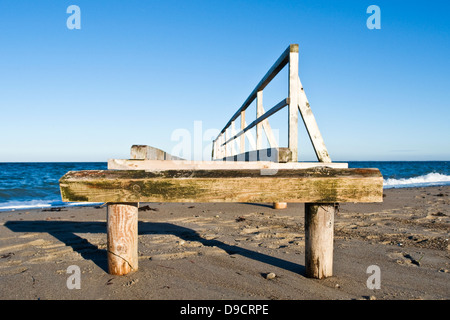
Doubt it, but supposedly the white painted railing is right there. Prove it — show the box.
[212,44,331,163]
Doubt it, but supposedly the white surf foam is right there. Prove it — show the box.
[0,200,103,211]
[383,172,450,188]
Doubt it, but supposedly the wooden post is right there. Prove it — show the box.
[256,90,263,150]
[274,45,299,211]
[288,44,299,162]
[219,134,224,160]
[240,110,245,154]
[225,129,230,158]
[231,120,237,156]
[273,202,287,209]
[212,139,217,160]
[304,203,336,279]
[107,203,139,275]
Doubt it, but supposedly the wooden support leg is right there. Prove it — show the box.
[273,202,287,209]
[107,203,138,275]
[304,203,336,279]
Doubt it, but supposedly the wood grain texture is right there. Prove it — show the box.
[288,49,299,162]
[107,203,138,275]
[273,202,287,209]
[130,145,183,160]
[305,204,336,279]
[218,148,292,163]
[60,168,383,203]
[107,158,348,171]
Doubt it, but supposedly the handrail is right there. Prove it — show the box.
[217,44,296,137]
[221,98,289,146]
[212,44,331,163]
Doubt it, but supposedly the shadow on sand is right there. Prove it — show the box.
[5,220,305,276]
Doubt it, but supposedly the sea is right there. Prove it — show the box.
[0,161,449,211]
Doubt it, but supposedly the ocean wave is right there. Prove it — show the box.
[0,200,103,211]
[383,172,450,188]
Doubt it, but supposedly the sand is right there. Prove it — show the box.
[0,186,448,300]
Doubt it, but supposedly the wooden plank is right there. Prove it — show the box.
[288,45,299,162]
[108,158,348,171]
[130,145,183,160]
[297,76,332,163]
[218,147,292,163]
[305,204,335,279]
[59,168,383,204]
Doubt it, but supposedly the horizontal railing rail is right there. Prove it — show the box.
[221,98,289,147]
[217,45,293,136]
[212,44,331,163]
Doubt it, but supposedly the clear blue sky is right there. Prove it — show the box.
[0,0,449,162]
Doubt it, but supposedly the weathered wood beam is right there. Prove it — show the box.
[130,145,183,161]
[288,44,299,162]
[108,158,348,171]
[218,147,292,163]
[60,168,383,204]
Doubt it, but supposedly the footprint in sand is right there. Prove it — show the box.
[387,251,424,266]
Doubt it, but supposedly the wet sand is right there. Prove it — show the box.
[0,186,448,300]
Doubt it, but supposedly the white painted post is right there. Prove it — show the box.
[273,44,299,210]
[225,128,230,158]
[212,139,216,160]
[240,110,246,154]
[215,134,220,160]
[256,90,263,151]
[288,44,299,162]
[231,120,237,156]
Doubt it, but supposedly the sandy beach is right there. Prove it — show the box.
[0,186,448,300]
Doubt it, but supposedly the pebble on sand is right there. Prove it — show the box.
[265,272,276,280]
